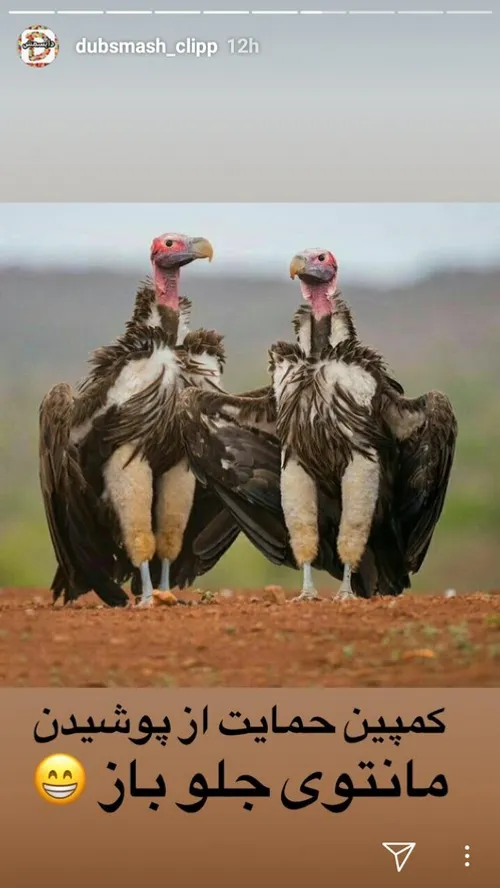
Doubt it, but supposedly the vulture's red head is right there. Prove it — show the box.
[289,248,338,319]
[150,232,213,308]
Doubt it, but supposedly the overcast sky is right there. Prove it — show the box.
[1,203,499,283]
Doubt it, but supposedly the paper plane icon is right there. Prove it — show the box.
[382,842,416,873]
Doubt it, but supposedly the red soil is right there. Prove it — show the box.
[1,587,499,687]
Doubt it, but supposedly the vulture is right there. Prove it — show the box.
[177,248,458,601]
[40,233,239,608]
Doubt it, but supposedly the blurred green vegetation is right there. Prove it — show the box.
[1,361,499,595]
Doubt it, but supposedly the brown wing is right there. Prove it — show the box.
[385,390,458,573]
[39,384,79,591]
[39,383,129,607]
[176,389,378,594]
[233,384,274,400]
[169,482,240,587]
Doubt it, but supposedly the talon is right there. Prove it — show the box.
[290,562,321,601]
[333,563,356,600]
[332,588,356,602]
[290,588,322,602]
[137,560,154,607]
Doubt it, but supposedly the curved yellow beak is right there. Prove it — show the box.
[192,237,214,262]
[289,255,306,279]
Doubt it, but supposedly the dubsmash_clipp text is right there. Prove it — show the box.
[75,37,219,58]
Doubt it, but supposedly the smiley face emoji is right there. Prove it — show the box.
[34,754,86,805]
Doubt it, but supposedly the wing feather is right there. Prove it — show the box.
[39,384,78,588]
[179,398,374,594]
[169,484,241,588]
[39,383,129,607]
[387,390,458,573]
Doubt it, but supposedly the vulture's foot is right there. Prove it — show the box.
[332,589,356,602]
[157,558,188,603]
[136,598,155,609]
[291,588,321,603]
[156,560,187,604]
[136,560,154,607]
[333,564,356,601]
[290,563,322,602]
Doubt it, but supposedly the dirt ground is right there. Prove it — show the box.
[0,587,499,687]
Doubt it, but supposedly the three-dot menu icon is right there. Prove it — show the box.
[465,845,471,867]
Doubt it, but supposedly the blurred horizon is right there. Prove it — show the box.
[3,257,500,287]
[1,203,499,595]
[2,202,500,285]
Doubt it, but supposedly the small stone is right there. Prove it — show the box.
[219,588,234,599]
[152,590,178,607]
[198,589,219,604]
[444,588,457,598]
[263,585,286,605]
[402,649,437,660]
[323,651,341,668]
[182,658,201,669]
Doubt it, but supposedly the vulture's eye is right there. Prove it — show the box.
[165,239,173,247]
[318,254,326,262]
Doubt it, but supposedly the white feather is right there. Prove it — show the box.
[71,344,179,444]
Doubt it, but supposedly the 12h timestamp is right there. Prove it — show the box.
[227,37,260,54]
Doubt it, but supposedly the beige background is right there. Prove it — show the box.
[0,688,497,887]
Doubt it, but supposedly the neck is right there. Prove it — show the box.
[155,304,181,345]
[293,292,356,357]
[300,280,336,320]
[153,265,180,311]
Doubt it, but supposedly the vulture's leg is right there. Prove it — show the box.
[334,452,379,602]
[155,459,196,597]
[160,559,170,591]
[280,457,322,602]
[292,562,321,602]
[103,444,156,607]
[333,564,355,601]
[139,561,154,606]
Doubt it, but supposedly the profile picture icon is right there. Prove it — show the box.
[18,25,59,67]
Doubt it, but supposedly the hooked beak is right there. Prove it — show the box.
[289,255,307,280]
[190,237,213,262]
